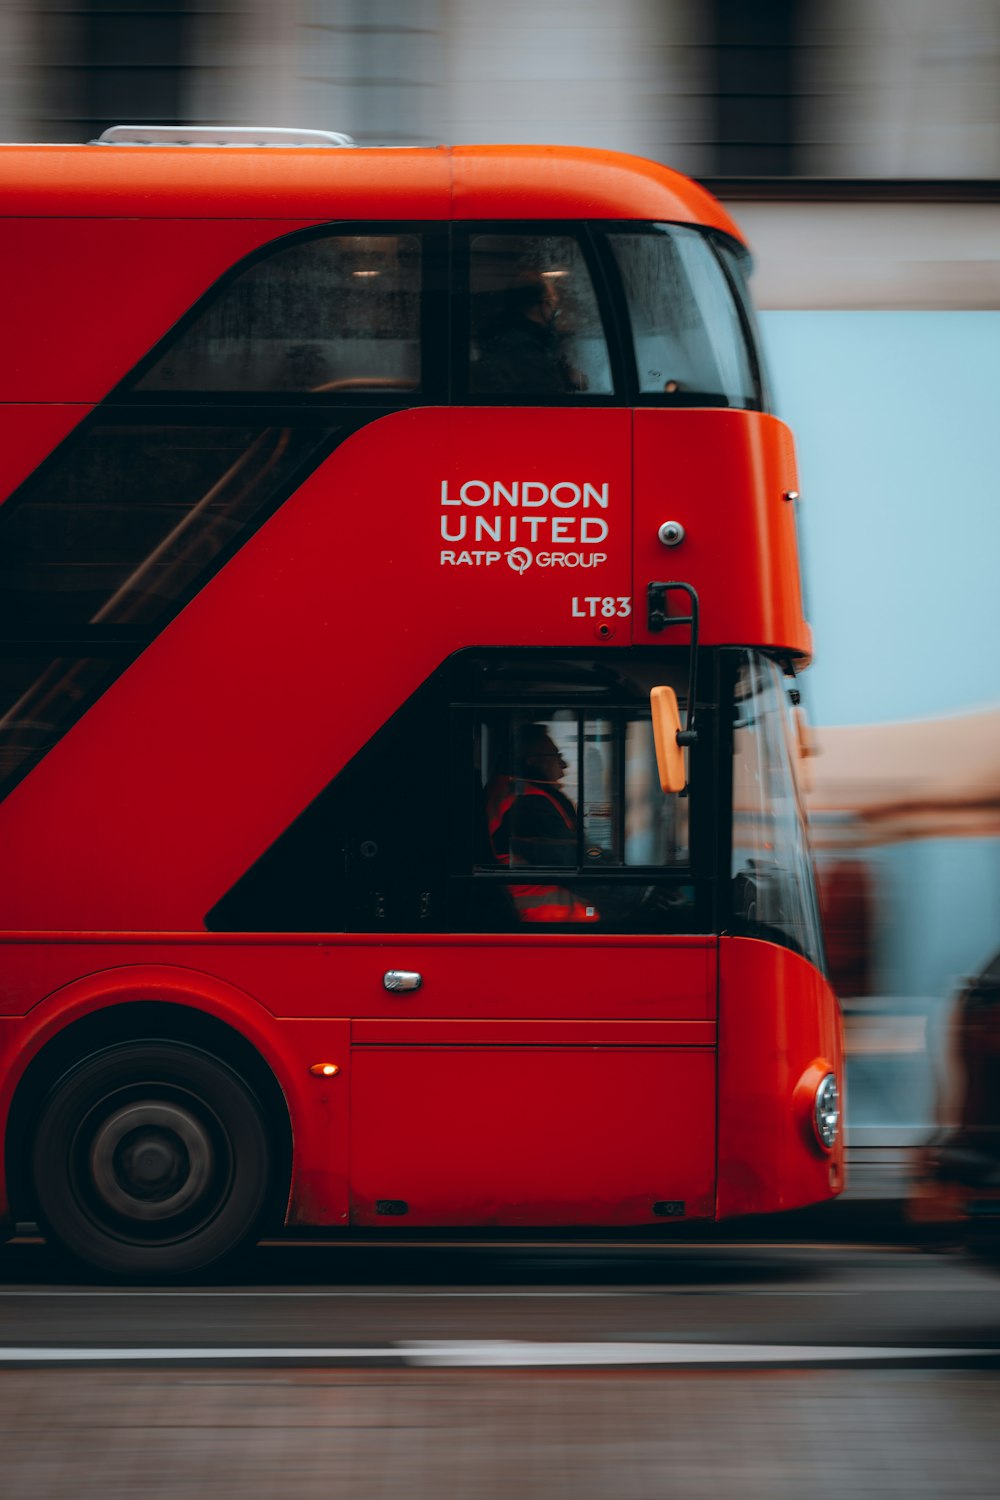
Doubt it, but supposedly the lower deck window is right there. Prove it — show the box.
[457,655,699,932]
[477,710,689,872]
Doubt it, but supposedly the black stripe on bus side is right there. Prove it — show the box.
[0,407,404,803]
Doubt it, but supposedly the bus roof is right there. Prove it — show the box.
[0,141,744,241]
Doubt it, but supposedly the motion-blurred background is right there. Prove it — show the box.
[3,0,998,1195]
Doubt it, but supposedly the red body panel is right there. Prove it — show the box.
[716,938,844,1216]
[0,146,452,219]
[0,932,713,1021]
[633,410,811,660]
[351,1045,715,1226]
[0,144,739,236]
[349,928,716,1225]
[449,145,743,238]
[352,1020,715,1045]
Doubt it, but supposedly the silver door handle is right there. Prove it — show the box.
[383,970,423,992]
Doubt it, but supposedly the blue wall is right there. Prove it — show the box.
[760,313,1000,1129]
[760,310,1000,727]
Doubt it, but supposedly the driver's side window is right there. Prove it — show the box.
[454,657,695,933]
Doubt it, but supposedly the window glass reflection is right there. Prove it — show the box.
[731,651,825,967]
[610,226,756,405]
[137,234,422,394]
[0,654,119,795]
[625,715,689,865]
[0,425,332,630]
[475,701,691,930]
[469,234,612,397]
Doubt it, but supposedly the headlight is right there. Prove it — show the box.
[814,1073,840,1150]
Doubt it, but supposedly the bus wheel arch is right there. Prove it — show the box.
[6,1001,292,1272]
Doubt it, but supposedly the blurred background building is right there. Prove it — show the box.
[2,0,999,1192]
[4,0,1000,176]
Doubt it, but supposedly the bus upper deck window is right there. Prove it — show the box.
[609,226,756,407]
[136,232,422,395]
[468,234,612,398]
[715,238,775,411]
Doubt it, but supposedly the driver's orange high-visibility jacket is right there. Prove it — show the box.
[485,775,598,923]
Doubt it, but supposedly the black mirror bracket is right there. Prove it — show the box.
[647,581,700,749]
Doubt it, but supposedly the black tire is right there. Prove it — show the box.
[31,1041,270,1277]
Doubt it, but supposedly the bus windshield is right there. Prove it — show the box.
[730,650,825,969]
[608,225,758,407]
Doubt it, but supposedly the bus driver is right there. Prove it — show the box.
[485,723,597,923]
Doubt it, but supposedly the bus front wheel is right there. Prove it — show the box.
[31,1041,270,1277]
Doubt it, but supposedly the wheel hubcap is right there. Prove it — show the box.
[89,1102,215,1222]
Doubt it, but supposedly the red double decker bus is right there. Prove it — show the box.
[0,128,843,1274]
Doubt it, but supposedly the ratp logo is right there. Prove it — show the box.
[506,547,533,574]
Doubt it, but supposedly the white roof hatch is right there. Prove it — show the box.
[93,125,356,148]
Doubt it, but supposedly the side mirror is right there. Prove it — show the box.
[650,686,686,794]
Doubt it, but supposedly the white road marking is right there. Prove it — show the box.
[401,1340,1000,1367]
[0,1341,995,1368]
